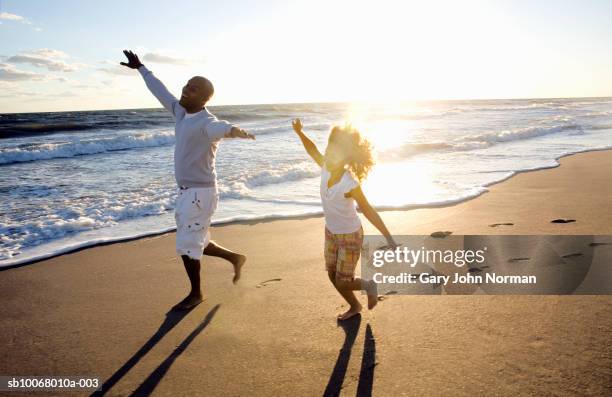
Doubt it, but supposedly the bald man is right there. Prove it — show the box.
[121,50,255,310]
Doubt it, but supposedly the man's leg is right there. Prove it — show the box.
[203,241,246,283]
[173,255,204,310]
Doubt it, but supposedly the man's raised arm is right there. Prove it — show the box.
[120,50,179,116]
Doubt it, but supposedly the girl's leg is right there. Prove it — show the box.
[328,270,362,319]
[326,228,375,320]
[333,228,378,316]
[335,277,379,311]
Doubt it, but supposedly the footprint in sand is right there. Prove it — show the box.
[430,231,452,238]
[256,278,282,288]
[589,242,612,247]
[561,253,583,259]
[551,218,576,224]
[529,336,546,348]
[508,257,530,263]
[489,222,514,227]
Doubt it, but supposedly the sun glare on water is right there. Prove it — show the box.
[340,102,444,207]
[362,159,443,208]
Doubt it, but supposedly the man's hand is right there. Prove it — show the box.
[292,118,303,134]
[120,50,144,69]
[228,126,256,140]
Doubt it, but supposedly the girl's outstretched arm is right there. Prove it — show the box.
[292,118,323,167]
[349,186,397,247]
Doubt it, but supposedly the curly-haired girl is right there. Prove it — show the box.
[292,118,397,320]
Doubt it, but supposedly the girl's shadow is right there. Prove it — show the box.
[323,315,376,397]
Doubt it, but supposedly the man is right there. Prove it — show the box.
[120,50,254,310]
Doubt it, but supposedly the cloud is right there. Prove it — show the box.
[143,52,191,65]
[97,60,137,76]
[0,89,38,98]
[0,63,45,81]
[0,12,42,31]
[7,49,80,72]
[55,76,81,84]
[99,65,136,76]
[44,90,78,98]
[0,12,30,23]
[72,83,96,89]
[33,49,67,58]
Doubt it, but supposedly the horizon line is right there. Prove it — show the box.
[2,95,611,115]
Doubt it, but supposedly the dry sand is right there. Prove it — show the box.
[1,149,611,396]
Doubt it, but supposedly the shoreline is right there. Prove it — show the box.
[3,146,612,270]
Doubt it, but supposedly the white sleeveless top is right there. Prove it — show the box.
[320,167,362,234]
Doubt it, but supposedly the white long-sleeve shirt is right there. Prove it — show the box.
[138,66,234,188]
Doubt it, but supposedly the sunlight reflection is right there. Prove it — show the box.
[362,159,442,207]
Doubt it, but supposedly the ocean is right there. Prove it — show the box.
[1,98,611,267]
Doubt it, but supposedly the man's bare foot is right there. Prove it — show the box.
[231,254,246,284]
[366,281,379,310]
[337,304,362,321]
[172,293,203,310]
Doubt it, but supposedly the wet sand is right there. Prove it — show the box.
[1,149,611,396]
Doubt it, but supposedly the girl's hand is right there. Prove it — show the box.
[386,237,398,249]
[292,118,303,134]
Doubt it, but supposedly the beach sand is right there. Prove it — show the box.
[1,149,612,396]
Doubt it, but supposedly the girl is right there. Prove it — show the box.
[292,118,397,320]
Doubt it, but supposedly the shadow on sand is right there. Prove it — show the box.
[323,315,377,397]
[92,304,220,396]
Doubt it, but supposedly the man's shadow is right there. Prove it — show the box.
[323,316,377,397]
[92,304,220,397]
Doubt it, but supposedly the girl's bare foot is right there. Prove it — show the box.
[172,293,203,310]
[231,254,246,284]
[338,304,362,321]
[366,281,379,310]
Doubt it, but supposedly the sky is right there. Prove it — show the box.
[0,0,611,113]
